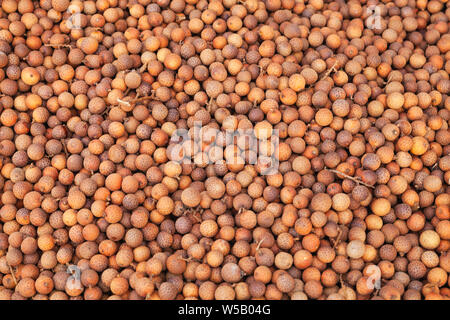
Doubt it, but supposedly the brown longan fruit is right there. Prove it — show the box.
[166,254,187,275]
[371,198,391,217]
[181,187,201,207]
[159,281,178,300]
[6,247,23,267]
[156,196,174,215]
[436,221,450,241]
[253,265,272,284]
[35,275,54,295]
[317,247,336,264]
[421,251,440,268]
[304,280,323,299]
[388,175,408,195]
[146,258,163,276]
[255,248,274,266]
[404,289,421,300]
[423,175,442,193]
[315,109,333,127]
[410,137,429,156]
[408,260,427,280]
[21,237,37,255]
[0,0,447,303]
[276,272,295,293]
[16,278,36,298]
[80,37,99,55]
[23,191,42,210]
[21,67,40,86]
[393,236,412,255]
[302,234,320,253]
[206,250,224,268]
[200,220,219,238]
[310,193,332,212]
[213,284,234,300]
[205,177,226,199]
[427,267,448,288]
[110,277,129,296]
[246,279,265,298]
[221,263,242,283]
[68,188,86,210]
[37,234,55,251]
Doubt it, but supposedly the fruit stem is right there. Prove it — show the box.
[255,238,264,252]
[321,60,338,80]
[333,226,343,249]
[7,262,17,286]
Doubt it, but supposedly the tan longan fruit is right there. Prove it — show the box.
[21,67,40,85]
[181,187,201,207]
[315,108,333,126]
[436,221,450,240]
[371,198,391,217]
[420,230,440,250]
[427,267,448,287]
[214,284,235,300]
[159,282,178,300]
[156,196,174,215]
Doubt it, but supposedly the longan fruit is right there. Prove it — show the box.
[21,67,40,85]
[164,54,182,70]
[68,189,86,210]
[347,240,366,259]
[221,263,242,283]
[146,258,163,276]
[159,282,178,300]
[310,193,332,212]
[423,175,442,193]
[315,109,333,127]
[16,278,36,298]
[156,196,174,215]
[205,177,226,199]
[371,198,391,217]
[80,37,99,54]
[276,273,295,293]
[436,221,450,240]
[166,254,187,275]
[110,277,129,296]
[214,284,236,300]
[254,121,273,140]
[35,275,54,295]
[274,252,294,270]
[200,220,219,238]
[181,187,201,207]
[206,250,224,268]
[37,234,55,251]
[304,280,323,299]
[125,71,141,89]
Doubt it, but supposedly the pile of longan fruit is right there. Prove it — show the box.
[0,0,449,300]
